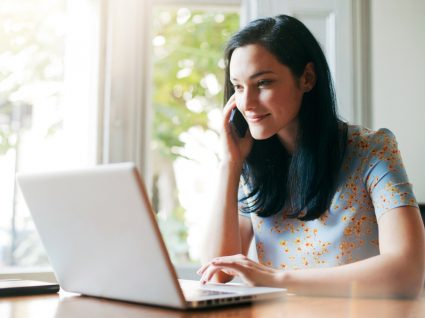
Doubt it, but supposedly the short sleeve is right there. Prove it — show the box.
[364,128,418,219]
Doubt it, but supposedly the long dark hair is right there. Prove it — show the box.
[224,15,347,221]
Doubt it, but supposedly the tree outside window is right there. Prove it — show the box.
[151,7,239,263]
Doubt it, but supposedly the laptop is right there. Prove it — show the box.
[16,162,286,309]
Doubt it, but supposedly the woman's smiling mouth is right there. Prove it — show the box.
[245,113,271,123]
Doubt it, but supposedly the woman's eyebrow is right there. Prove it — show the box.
[231,70,276,82]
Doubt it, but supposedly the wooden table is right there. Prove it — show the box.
[1,291,425,318]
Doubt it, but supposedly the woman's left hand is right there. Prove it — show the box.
[197,254,283,287]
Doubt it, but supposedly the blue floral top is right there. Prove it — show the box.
[239,126,418,269]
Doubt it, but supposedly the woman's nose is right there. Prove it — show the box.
[238,89,256,111]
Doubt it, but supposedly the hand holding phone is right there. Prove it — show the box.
[229,108,248,138]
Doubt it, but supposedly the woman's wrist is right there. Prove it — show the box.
[274,270,290,288]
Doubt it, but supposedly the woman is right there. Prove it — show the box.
[198,15,425,298]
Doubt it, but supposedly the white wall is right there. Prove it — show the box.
[371,0,425,203]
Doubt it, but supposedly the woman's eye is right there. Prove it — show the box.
[233,84,243,92]
[258,80,273,88]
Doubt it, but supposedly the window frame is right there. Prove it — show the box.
[99,0,244,193]
[2,0,246,276]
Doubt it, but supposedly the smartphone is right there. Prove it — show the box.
[0,279,60,297]
[229,108,248,138]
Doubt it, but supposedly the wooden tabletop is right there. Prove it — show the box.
[1,291,425,318]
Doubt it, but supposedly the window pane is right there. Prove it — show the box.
[151,6,239,263]
[0,0,98,267]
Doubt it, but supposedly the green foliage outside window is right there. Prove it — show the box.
[152,8,239,159]
[151,8,239,262]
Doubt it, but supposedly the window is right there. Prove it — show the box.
[0,0,241,270]
[150,4,240,263]
[0,0,100,267]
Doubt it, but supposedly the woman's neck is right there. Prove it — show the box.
[277,119,299,154]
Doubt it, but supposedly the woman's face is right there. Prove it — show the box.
[230,44,310,145]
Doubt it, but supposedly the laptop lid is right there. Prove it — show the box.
[17,163,185,308]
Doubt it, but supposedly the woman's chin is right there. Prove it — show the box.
[250,129,275,140]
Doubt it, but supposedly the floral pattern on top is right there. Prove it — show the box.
[238,126,418,270]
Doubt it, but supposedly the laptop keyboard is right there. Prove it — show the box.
[183,288,235,298]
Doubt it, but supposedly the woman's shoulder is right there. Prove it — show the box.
[346,125,397,153]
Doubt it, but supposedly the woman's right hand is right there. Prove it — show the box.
[221,94,253,168]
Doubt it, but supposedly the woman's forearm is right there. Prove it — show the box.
[278,253,424,298]
[278,207,425,298]
[201,162,243,265]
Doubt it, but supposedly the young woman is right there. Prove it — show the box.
[198,15,425,298]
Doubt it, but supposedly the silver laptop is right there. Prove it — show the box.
[16,162,285,309]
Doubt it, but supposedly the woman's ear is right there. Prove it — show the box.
[300,62,316,92]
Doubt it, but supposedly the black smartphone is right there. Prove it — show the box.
[0,279,60,297]
[229,108,248,138]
